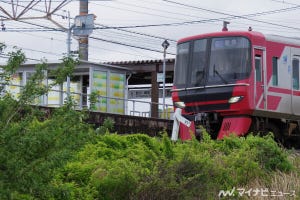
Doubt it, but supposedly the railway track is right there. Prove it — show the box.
[87,111,173,136]
[38,106,173,136]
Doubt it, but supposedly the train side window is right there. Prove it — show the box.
[255,55,262,81]
[293,58,299,90]
[272,57,278,86]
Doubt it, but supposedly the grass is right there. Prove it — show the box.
[243,150,300,200]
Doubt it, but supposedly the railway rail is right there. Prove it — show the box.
[87,110,173,136]
[39,106,173,136]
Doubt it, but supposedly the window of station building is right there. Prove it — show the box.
[272,57,278,86]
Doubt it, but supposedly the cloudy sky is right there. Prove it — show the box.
[0,0,300,63]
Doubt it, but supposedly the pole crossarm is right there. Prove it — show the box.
[16,0,41,20]
[0,6,13,19]
[49,0,72,16]
[0,0,71,21]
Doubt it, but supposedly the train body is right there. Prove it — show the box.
[171,30,300,143]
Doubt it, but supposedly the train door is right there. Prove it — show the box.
[292,55,300,115]
[254,48,267,110]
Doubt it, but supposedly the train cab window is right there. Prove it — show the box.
[208,37,251,85]
[174,42,190,87]
[293,58,299,90]
[191,39,207,86]
[272,57,278,86]
[255,55,262,82]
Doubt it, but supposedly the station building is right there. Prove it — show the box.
[2,58,175,118]
[3,60,129,114]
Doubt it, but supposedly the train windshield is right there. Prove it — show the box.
[174,36,251,88]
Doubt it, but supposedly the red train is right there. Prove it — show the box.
[171,29,300,145]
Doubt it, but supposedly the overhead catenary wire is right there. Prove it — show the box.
[89,36,176,55]
[2,0,300,62]
[3,0,300,37]
[0,0,177,42]
[159,0,300,31]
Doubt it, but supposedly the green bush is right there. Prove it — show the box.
[51,132,292,200]
[0,45,294,200]
[95,118,115,135]
[0,105,96,199]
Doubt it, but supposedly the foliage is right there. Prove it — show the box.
[88,91,99,111]
[50,56,78,85]
[0,105,96,199]
[51,131,292,200]
[18,62,49,105]
[0,43,6,52]
[0,46,26,94]
[0,47,296,199]
[95,118,115,135]
[0,49,95,199]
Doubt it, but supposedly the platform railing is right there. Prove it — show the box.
[1,83,174,119]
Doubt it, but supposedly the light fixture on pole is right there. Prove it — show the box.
[162,39,170,119]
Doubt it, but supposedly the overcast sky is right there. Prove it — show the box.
[1,0,300,63]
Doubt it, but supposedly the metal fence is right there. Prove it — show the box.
[1,84,174,120]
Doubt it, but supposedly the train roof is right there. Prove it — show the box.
[178,31,300,47]
[265,34,300,47]
[177,31,263,43]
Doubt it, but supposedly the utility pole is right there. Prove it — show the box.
[79,0,89,60]
[67,11,75,98]
[162,39,170,119]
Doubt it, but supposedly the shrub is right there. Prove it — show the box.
[51,132,293,200]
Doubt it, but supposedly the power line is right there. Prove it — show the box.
[3,0,300,62]
[92,1,300,31]
[0,15,176,59]
[91,0,204,21]
[94,23,177,42]
[1,1,177,43]
[2,28,62,32]
[90,37,176,56]
[161,0,300,31]
[0,52,42,62]
[90,1,193,22]
[271,0,298,6]
[90,36,176,55]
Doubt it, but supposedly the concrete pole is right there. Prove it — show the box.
[67,11,71,99]
[162,49,166,118]
[79,0,89,60]
[162,40,169,119]
[151,64,159,118]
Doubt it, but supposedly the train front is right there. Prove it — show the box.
[172,32,253,139]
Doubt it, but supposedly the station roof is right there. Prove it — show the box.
[106,58,175,65]
[17,59,131,72]
[105,59,175,85]
[105,58,175,73]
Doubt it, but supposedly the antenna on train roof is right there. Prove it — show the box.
[222,21,230,31]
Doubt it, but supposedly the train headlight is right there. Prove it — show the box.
[228,96,244,104]
[174,101,186,108]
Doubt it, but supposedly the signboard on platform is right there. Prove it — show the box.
[109,73,125,114]
[157,73,163,82]
[92,70,107,112]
